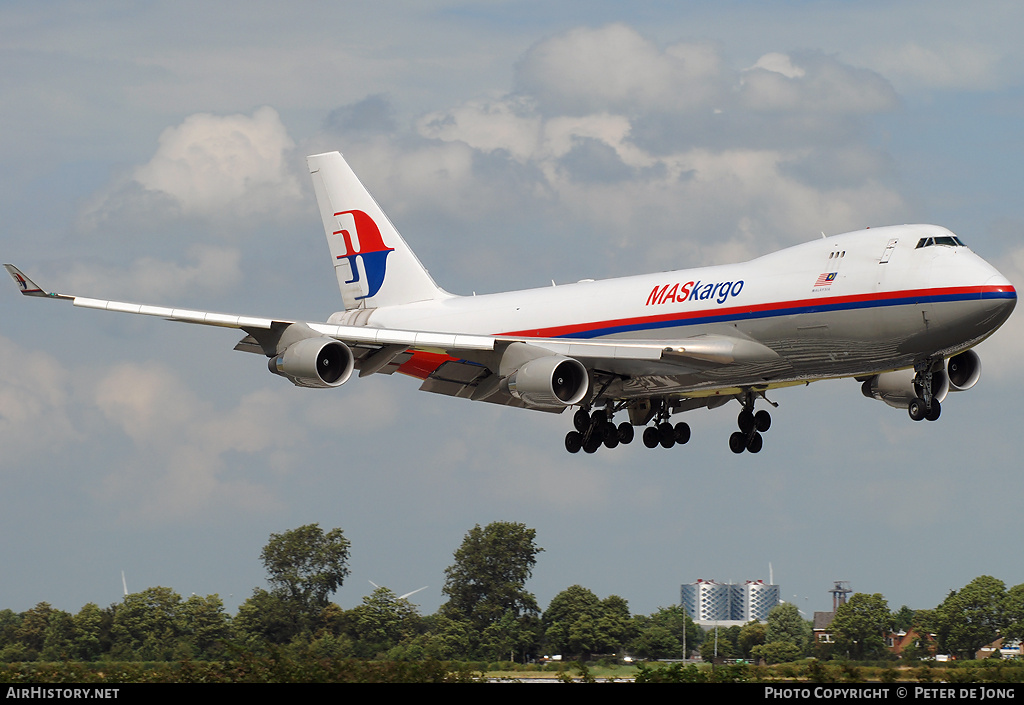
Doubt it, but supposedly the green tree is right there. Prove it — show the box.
[109,587,186,660]
[440,522,542,633]
[260,523,351,616]
[543,585,604,656]
[752,639,803,664]
[13,603,55,660]
[598,595,634,653]
[892,605,916,633]
[403,613,474,660]
[479,609,541,662]
[700,624,735,661]
[631,624,682,659]
[180,594,232,659]
[233,587,302,648]
[830,593,892,660]
[344,586,423,658]
[765,602,810,655]
[629,605,701,659]
[39,609,75,661]
[1002,583,1024,642]
[72,603,104,661]
[0,609,26,662]
[934,575,1007,659]
[738,620,767,660]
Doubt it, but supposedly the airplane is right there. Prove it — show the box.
[6,151,1017,455]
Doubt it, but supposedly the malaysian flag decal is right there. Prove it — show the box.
[814,272,837,287]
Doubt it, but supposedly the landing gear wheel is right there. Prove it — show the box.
[746,432,763,453]
[658,422,675,449]
[573,409,590,433]
[617,422,634,445]
[925,399,941,421]
[603,432,619,449]
[738,410,755,434]
[565,431,582,454]
[674,422,691,445]
[908,397,927,421]
[643,426,660,449]
[729,431,747,454]
[583,435,601,453]
[754,410,772,433]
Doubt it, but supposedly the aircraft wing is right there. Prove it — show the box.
[5,264,780,407]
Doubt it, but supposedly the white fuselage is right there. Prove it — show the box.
[352,224,1016,397]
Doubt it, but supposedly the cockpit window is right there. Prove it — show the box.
[916,236,966,249]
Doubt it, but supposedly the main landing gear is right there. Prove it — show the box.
[728,394,773,454]
[564,393,776,455]
[564,408,635,454]
[640,411,690,450]
[564,404,691,454]
[907,361,941,422]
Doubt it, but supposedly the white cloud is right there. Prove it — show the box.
[134,106,301,216]
[871,41,1002,91]
[60,245,241,302]
[418,97,543,162]
[515,24,727,116]
[91,363,311,521]
[81,106,303,230]
[395,26,909,275]
[740,52,898,114]
[0,336,81,464]
[751,53,806,79]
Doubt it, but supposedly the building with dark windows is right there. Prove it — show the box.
[680,578,780,627]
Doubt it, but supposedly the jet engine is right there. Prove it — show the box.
[506,355,589,408]
[861,367,949,409]
[270,337,354,388]
[946,350,981,392]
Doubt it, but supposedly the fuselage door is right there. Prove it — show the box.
[879,238,898,264]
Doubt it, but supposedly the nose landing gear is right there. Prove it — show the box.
[908,361,942,422]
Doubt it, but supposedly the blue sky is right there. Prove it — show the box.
[2,1,1023,620]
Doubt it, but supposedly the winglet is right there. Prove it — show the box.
[4,264,72,299]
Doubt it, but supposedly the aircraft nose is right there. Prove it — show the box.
[984,274,1016,320]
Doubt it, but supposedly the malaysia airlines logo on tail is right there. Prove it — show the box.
[333,209,395,300]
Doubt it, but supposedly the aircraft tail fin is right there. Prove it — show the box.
[307,151,447,310]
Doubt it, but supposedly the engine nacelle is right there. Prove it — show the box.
[270,337,354,388]
[946,350,981,392]
[861,367,949,409]
[506,355,589,408]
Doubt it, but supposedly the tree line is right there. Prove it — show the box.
[1,522,1021,665]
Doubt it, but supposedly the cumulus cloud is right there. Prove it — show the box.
[318,25,894,285]
[389,31,906,278]
[59,245,242,301]
[871,41,1002,91]
[92,363,303,521]
[515,24,727,117]
[739,52,899,114]
[0,336,80,464]
[82,106,303,230]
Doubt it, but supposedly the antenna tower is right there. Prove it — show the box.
[830,581,852,610]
